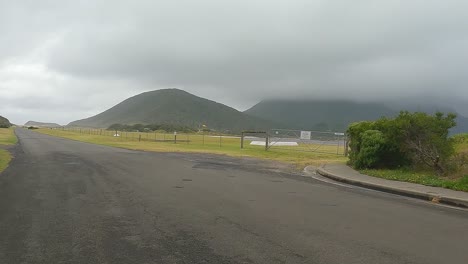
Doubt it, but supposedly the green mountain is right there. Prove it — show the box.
[0,116,12,128]
[244,100,395,131]
[68,89,277,132]
[25,121,62,128]
[244,99,468,133]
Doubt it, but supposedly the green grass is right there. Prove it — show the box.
[36,128,347,169]
[360,168,468,192]
[0,127,17,145]
[0,149,12,173]
[454,133,468,153]
[0,128,17,173]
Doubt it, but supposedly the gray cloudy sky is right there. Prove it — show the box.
[1,0,467,125]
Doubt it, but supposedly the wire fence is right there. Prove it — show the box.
[49,127,348,155]
[53,127,244,148]
[268,129,347,155]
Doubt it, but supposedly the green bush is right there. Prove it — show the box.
[355,130,386,168]
[347,111,457,174]
[347,121,374,165]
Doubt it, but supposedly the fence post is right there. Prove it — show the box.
[139,134,141,142]
[241,132,244,149]
[337,136,340,155]
[344,137,349,157]
[265,134,269,151]
[202,132,205,145]
[219,135,222,147]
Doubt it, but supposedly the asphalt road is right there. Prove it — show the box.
[1,129,467,264]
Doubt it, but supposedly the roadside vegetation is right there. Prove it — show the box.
[0,127,17,173]
[36,128,346,169]
[348,111,468,191]
[0,116,12,128]
[107,123,197,133]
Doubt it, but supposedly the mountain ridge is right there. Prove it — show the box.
[68,89,278,132]
[244,99,468,133]
[67,88,468,134]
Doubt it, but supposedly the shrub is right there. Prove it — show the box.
[347,121,374,165]
[347,111,457,174]
[354,130,387,168]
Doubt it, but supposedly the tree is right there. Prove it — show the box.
[395,111,457,174]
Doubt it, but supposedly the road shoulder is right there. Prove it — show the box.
[304,163,468,209]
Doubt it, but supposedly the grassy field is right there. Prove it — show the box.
[0,128,17,173]
[361,133,468,192]
[0,127,17,145]
[35,128,346,169]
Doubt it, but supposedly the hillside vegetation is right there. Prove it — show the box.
[245,100,397,131]
[245,99,468,133]
[0,116,12,128]
[69,89,278,133]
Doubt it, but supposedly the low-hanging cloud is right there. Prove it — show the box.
[1,0,468,124]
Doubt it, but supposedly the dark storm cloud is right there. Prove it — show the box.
[1,0,468,124]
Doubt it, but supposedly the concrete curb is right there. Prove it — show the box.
[307,165,468,209]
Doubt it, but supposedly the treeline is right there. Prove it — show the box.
[107,123,196,133]
[347,111,464,175]
[0,116,12,128]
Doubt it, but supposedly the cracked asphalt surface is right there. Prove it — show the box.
[0,128,467,264]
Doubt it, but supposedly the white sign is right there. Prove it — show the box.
[334,132,345,136]
[300,130,311,140]
[174,131,177,135]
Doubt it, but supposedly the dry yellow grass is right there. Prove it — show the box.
[0,128,16,173]
[36,128,347,169]
[0,128,17,145]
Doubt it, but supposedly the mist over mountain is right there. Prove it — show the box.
[245,100,395,132]
[245,99,468,134]
[67,88,468,134]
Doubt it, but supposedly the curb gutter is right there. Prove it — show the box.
[308,165,468,209]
